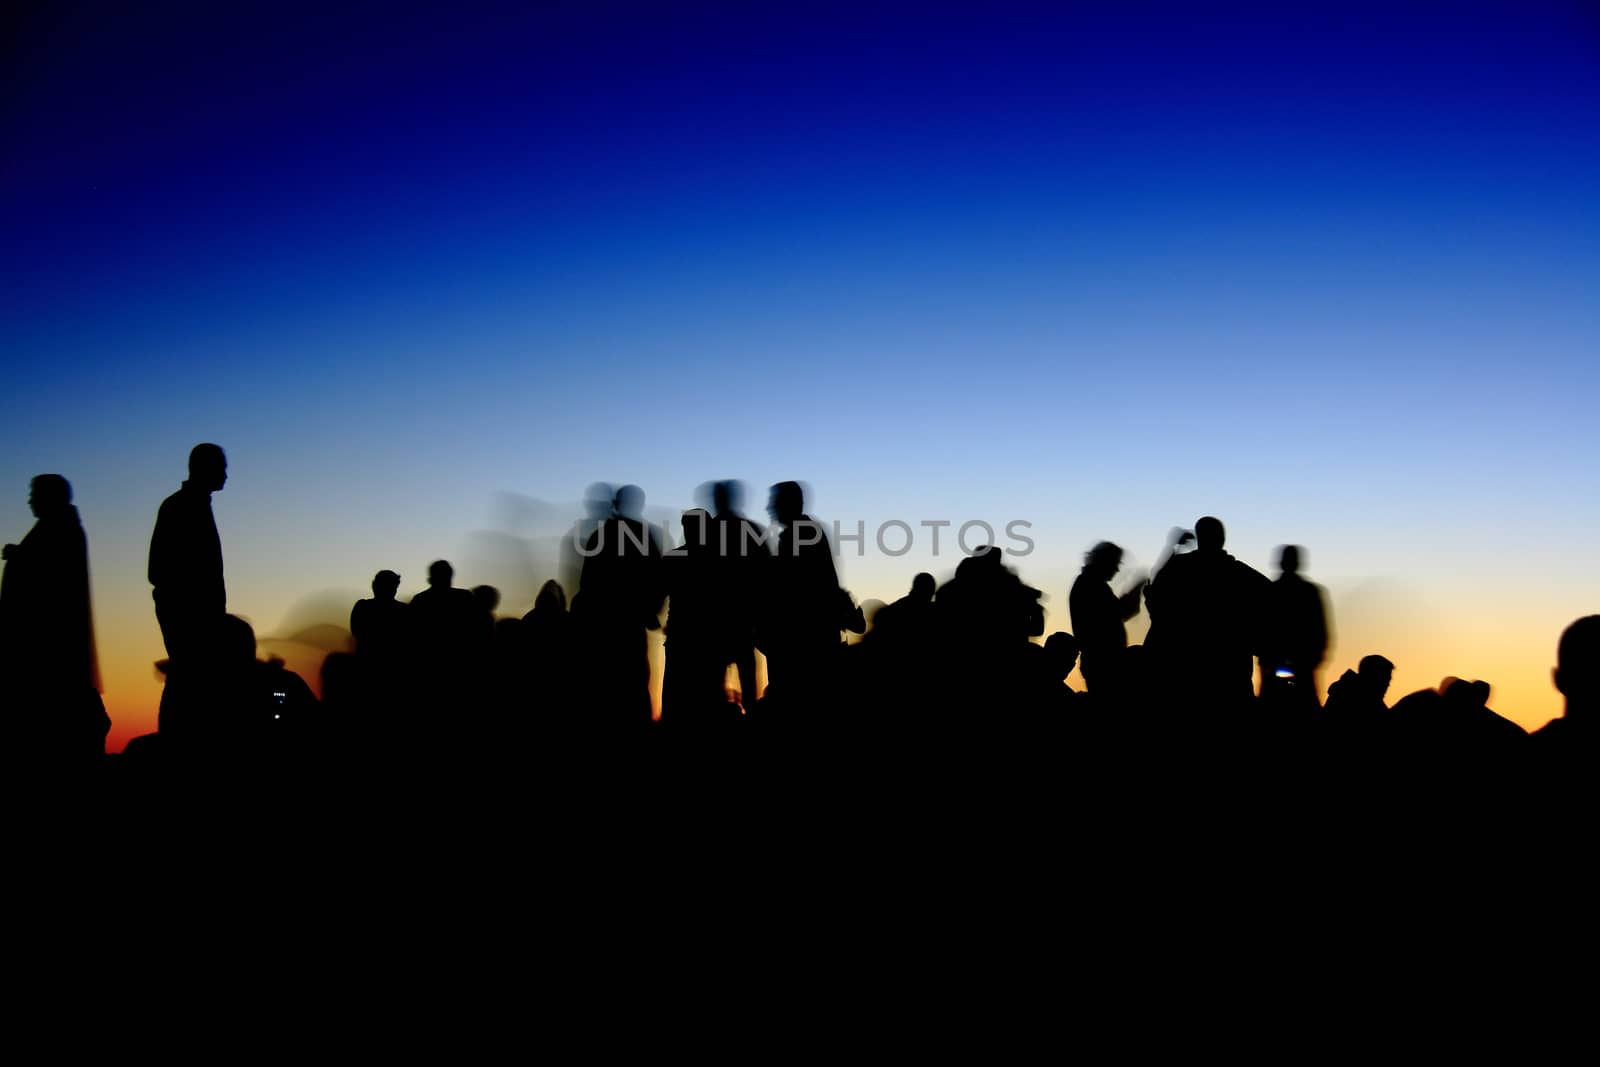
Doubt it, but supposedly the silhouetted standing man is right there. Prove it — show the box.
[1258,545,1330,710]
[1,474,108,762]
[149,444,228,669]
[1143,515,1269,709]
[574,485,665,727]
[351,570,408,663]
[761,481,848,707]
[1069,542,1146,699]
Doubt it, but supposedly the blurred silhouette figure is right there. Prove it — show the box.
[560,482,616,602]
[1438,677,1526,746]
[1391,676,1525,768]
[351,570,408,662]
[471,584,501,649]
[148,443,228,668]
[933,546,1046,727]
[1143,516,1269,709]
[1325,654,1395,723]
[760,481,851,708]
[705,480,767,707]
[522,579,576,725]
[1069,542,1145,698]
[1,474,107,763]
[1531,615,1600,762]
[573,485,665,727]
[870,572,936,649]
[1258,545,1331,711]
[663,508,741,726]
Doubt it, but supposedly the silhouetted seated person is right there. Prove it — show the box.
[1021,632,1080,717]
[1258,545,1331,713]
[0,474,108,766]
[1142,515,1270,713]
[138,614,316,763]
[1391,676,1526,772]
[148,443,229,670]
[1438,677,1526,746]
[573,485,665,729]
[663,509,743,728]
[758,481,853,713]
[1069,542,1145,701]
[471,584,501,647]
[1324,654,1395,729]
[870,572,936,650]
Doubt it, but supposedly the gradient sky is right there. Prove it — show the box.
[4,2,1596,750]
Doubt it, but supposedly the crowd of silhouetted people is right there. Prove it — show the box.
[2,445,1595,801]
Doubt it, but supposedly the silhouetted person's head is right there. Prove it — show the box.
[681,508,711,549]
[28,474,72,518]
[614,484,645,522]
[1358,654,1395,700]
[1554,615,1600,713]
[712,480,742,516]
[534,579,567,614]
[584,482,615,520]
[472,584,501,614]
[1440,677,1490,709]
[428,560,454,588]
[1195,516,1225,552]
[1277,545,1302,575]
[910,572,936,601]
[1084,541,1124,581]
[221,614,257,665]
[1044,632,1081,679]
[189,443,227,493]
[769,481,805,525]
[372,570,401,600]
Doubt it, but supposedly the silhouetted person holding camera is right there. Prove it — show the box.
[149,443,228,669]
[1,474,108,764]
[1143,515,1269,711]
[1259,545,1331,712]
[1069,541,1145,699]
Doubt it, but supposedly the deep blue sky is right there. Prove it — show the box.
[3,2,1597,737]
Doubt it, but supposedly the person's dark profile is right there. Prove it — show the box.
[0,474,108,760]
[148,443,228,667]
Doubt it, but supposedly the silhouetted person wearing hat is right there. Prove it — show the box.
[1,474,107,763]
[149,444,228,670]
